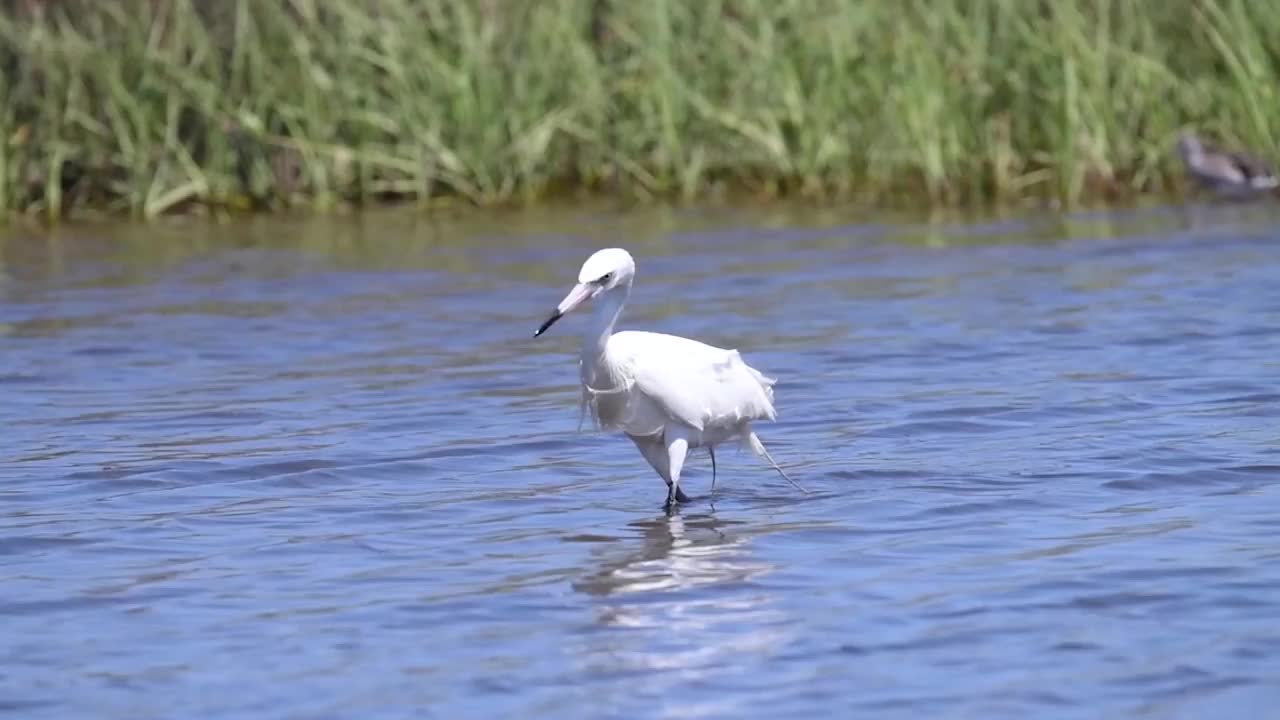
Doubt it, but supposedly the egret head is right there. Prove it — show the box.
[534,248,636,337]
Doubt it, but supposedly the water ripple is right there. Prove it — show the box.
[4,206,1280,718]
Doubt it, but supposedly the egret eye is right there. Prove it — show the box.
[599,272,613,283]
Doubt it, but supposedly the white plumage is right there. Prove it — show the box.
[534,247,800,509]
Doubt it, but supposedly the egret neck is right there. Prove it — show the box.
[581,281,629,373]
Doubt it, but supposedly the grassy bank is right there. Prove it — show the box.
[1,0,1278,219]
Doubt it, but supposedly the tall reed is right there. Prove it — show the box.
[1,0,1278,218]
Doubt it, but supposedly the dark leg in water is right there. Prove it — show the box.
[633,434,691,509]
[709,446,718,496]
[663,429,691,509]
[664,483,692,510]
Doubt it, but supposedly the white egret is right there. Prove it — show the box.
[534,247,803,509]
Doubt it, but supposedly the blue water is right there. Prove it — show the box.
[3,203,1279,718]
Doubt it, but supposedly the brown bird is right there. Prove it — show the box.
[1176,131,1278,198]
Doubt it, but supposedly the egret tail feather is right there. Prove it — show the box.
[747,432,808,494]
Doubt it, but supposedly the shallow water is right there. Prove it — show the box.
[3,202,1280,718]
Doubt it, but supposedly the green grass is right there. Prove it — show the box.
[2,0,1279,219]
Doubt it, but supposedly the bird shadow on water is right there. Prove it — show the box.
[571,511,761,600]
[567,511,794,703]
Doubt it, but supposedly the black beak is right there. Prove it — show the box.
[533,310,563,338]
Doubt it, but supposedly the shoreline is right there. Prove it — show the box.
[2,0,1275,220]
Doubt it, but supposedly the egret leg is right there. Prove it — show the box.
[709,446,718,496]
[629,434,691,507]
[664,426,691,510]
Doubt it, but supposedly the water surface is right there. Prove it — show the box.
[3,202,1279,718]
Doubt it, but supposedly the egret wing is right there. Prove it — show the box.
[609,331,777,432]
